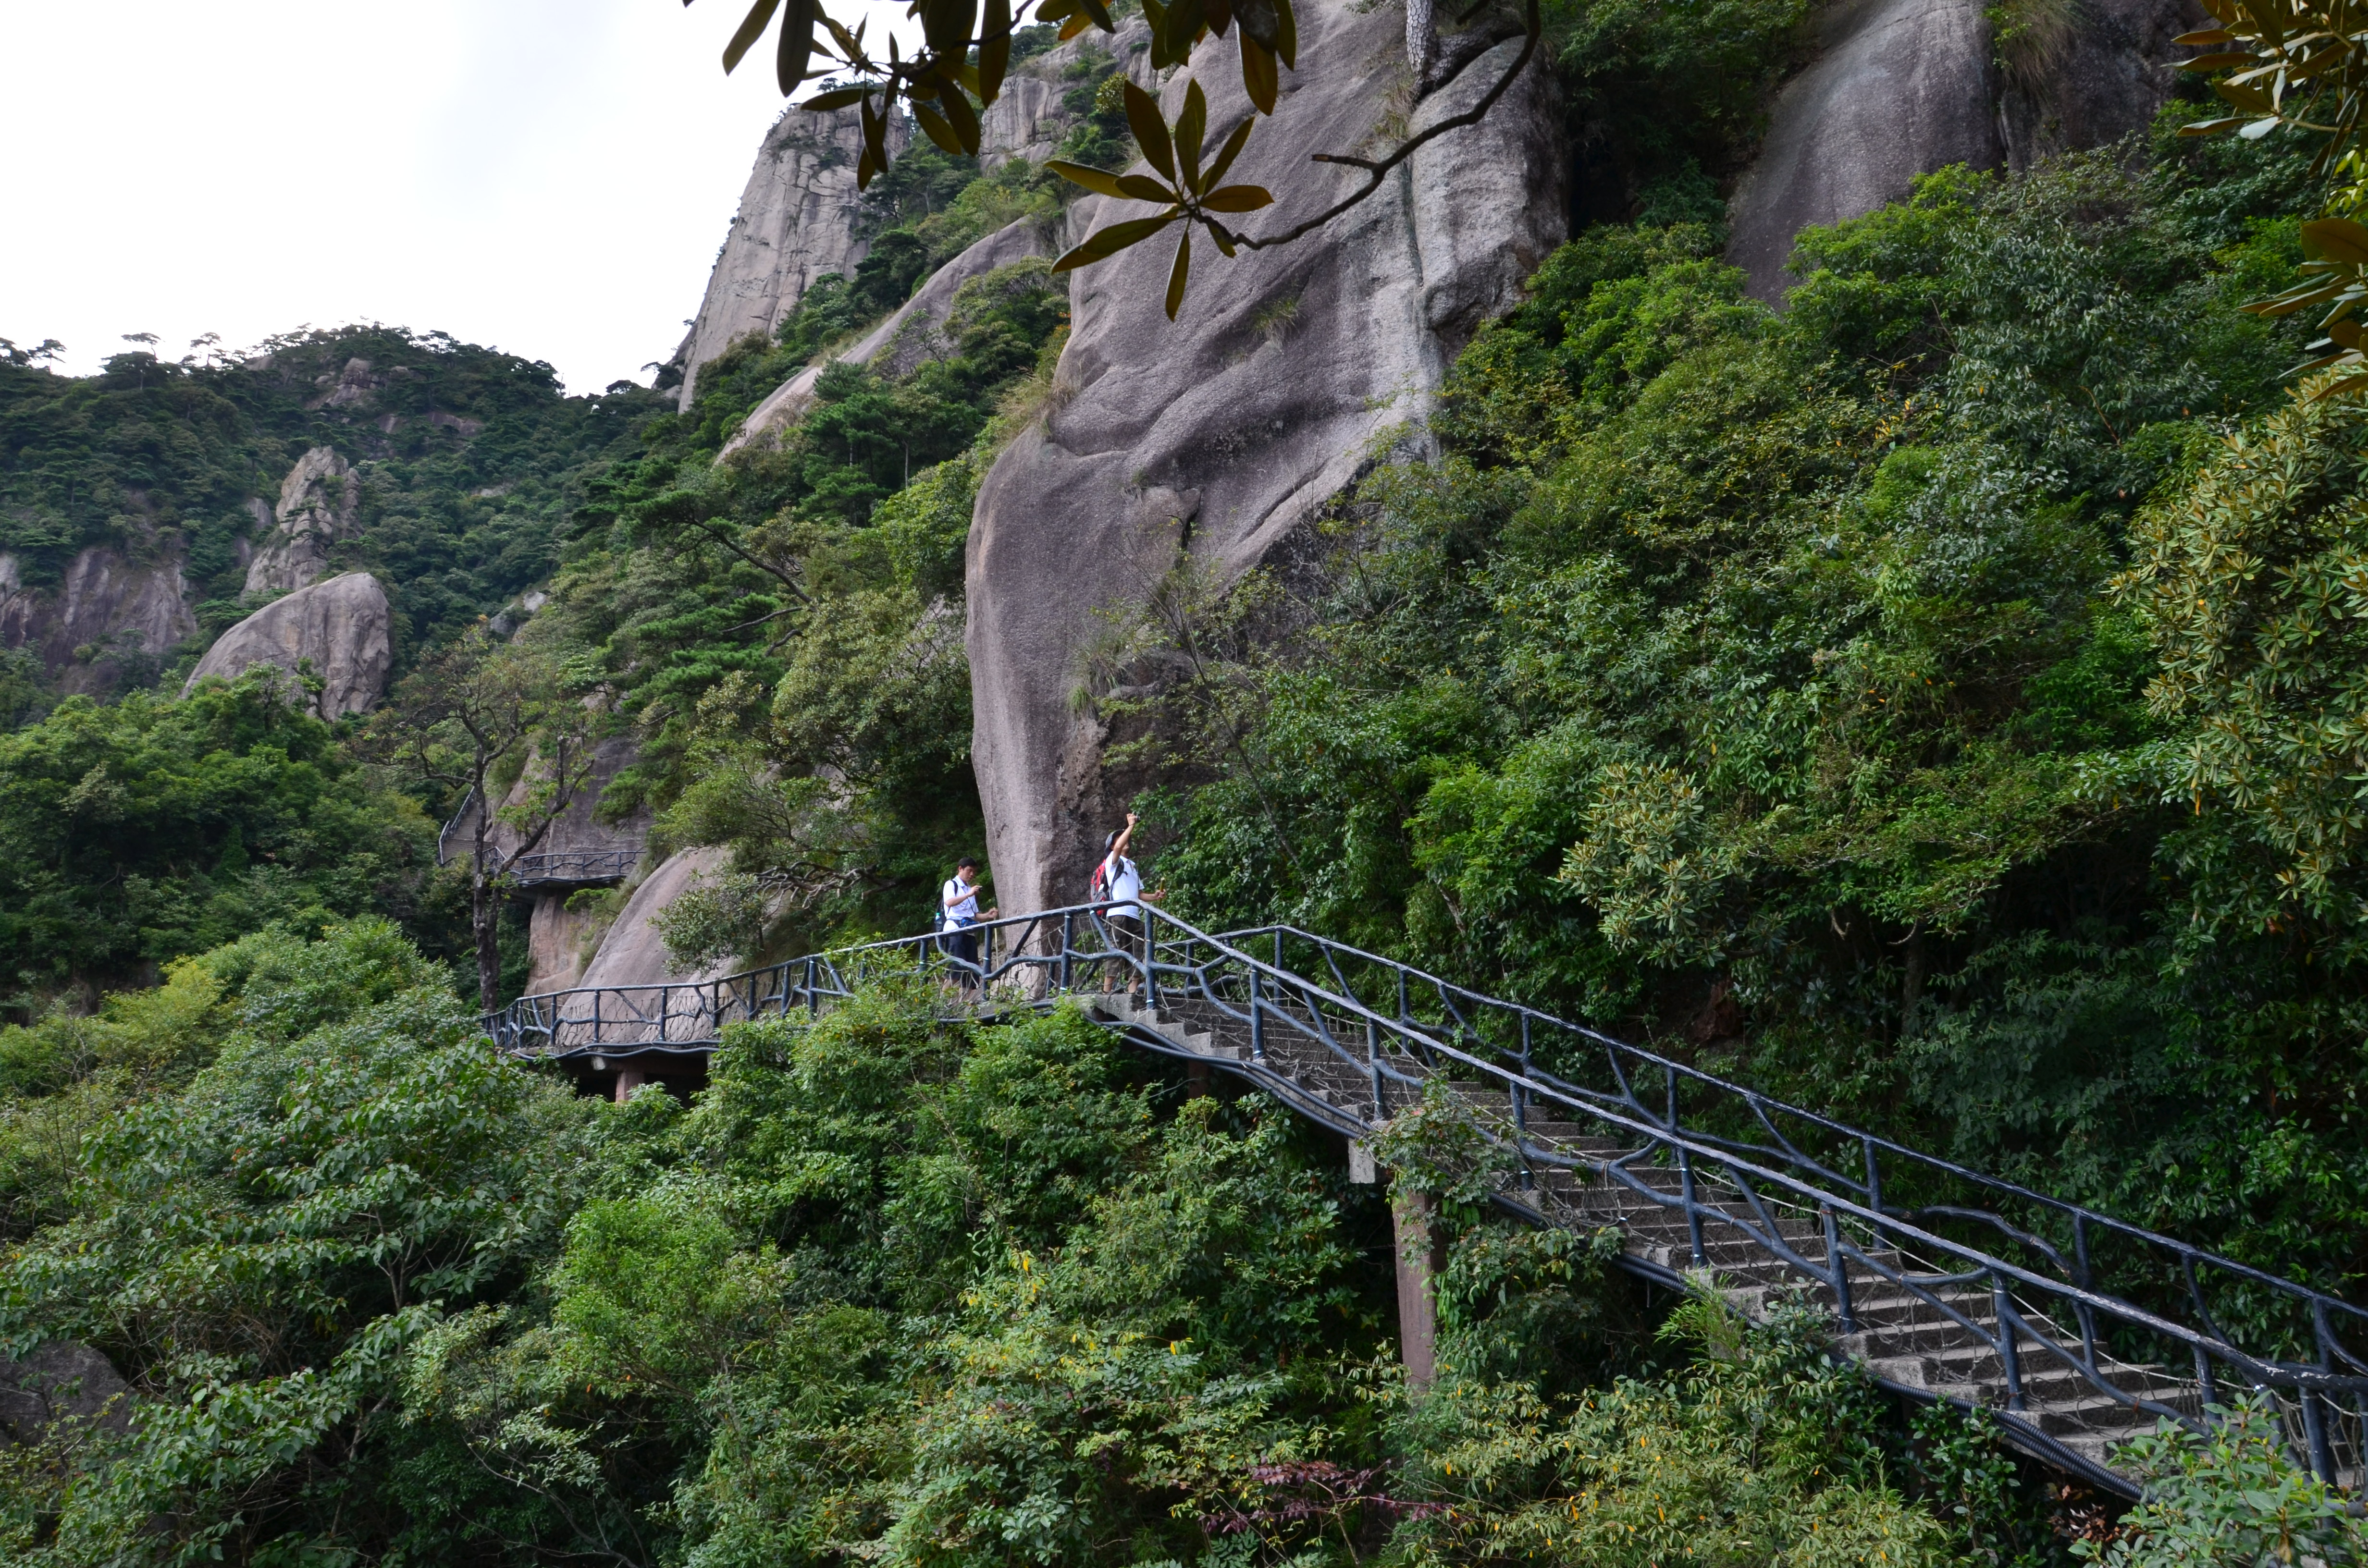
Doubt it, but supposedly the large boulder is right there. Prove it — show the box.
[183,571,393,719]
[722,217,1058,458]
[1727,0,2195,302]
[966,0,1566,914]
[0,1341,130,1444]
[246,446,360,597]
[575,847,739,991]
[670,107,914,409]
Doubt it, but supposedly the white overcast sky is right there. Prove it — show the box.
[0,1,919,394]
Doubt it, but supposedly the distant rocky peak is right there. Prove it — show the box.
[314,356,382,410]
[245,446,359,598]
[669,106,912,409]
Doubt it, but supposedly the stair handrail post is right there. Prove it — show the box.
[1060,912,1074,992]
[1821,1203,1858,1334]
[2194,1344,2221,1421]
[1861,1137,1886,1252]
[2307,1300,2342,1483]
[2072,1213,2103,1371]
[806,956,819,1018]
[1146,908,1162,1011]
[1991,1273,2028,1411]
[1249,964,1265,1064]
[1513,1014,1533,1190]
[1366,1009,1384,1121]
[1668,1071,1705,1267]
[2301,1384,2338,1483]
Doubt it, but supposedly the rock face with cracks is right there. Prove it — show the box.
[0,544,195,694]
[965,0,1565,914]
[183,571,394,720]
[670,106,913,409]
[246,446,361,597]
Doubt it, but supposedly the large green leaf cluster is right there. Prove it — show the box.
[3,936,2094,1566]
[15,925,2356,1566]
[0,920,601,1565]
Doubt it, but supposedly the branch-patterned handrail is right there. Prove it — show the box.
[1234,925,2368,1360]
[483,902,2368,1491]
[508,848,639,886]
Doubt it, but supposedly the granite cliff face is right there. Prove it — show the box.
[182,571,394,719]
[0,443,370,697]
[671,107,913,409]
[723,217,1057,457]
[1727,0,2197,300]
[0,542,196,695]
[244,446,361,597]
[966,0,1566,914]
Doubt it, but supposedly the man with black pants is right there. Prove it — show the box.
[940,858,994,990]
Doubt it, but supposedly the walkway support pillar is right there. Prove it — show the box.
[1393,1186,1440,1394]
[614,1067,648,1104]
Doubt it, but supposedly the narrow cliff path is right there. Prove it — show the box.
[487,904,2368,1498]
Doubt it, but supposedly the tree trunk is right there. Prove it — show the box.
[472,873,502,1015]
[1406,0,1435,86]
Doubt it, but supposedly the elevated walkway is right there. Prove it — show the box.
[484,902,2368,1498]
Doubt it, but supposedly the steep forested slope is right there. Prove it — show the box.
[0,327,660,698]
[1130,113,2358,1296]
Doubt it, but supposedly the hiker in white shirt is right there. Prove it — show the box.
[940,857,994,989]
[1094,812,1159,996]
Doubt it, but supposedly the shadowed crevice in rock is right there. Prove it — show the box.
[965,0,1567,914]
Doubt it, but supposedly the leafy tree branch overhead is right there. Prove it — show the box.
[689,0,1541,317]
[2179,0,2368,390]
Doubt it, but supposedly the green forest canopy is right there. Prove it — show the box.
[8,7,2368,1558]
[14,922,2342,1566]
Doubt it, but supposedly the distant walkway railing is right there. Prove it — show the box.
[485,902,2368,1491]
[507,848,638,886]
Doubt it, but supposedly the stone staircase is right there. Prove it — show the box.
[1096,990,2196,1483]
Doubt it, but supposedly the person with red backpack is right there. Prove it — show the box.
[1092,812,1155,996]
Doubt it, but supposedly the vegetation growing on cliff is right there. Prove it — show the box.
[0,326,662,703]
[0,675,440,1003]
[1132,112,2368,1304]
